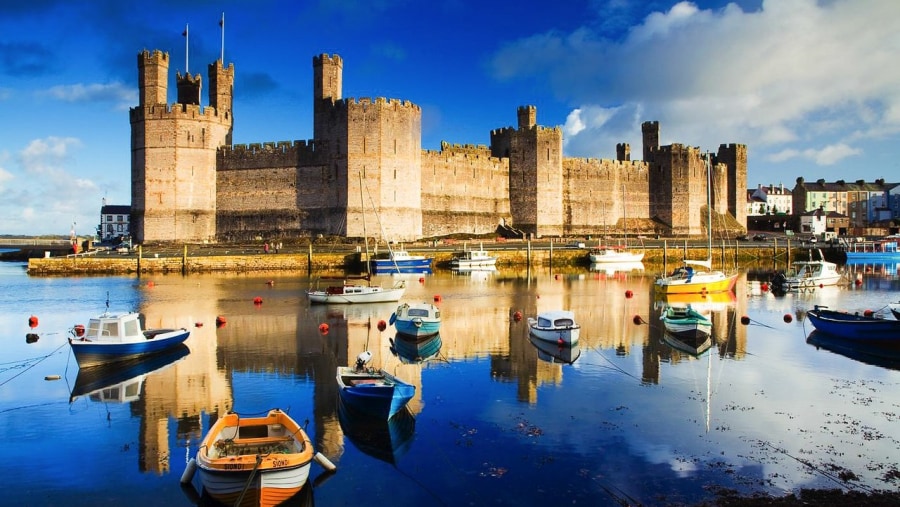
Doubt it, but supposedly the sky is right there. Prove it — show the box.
[1,0,898,236]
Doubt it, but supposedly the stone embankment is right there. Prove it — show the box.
[23,241,823,276]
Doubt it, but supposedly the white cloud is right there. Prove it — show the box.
[40,82,136,109]
[488,0,900,180]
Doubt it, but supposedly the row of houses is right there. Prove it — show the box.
[747,178,900,237]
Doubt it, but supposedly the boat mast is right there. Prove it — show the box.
[706,153,712,261]
[359,170,371,282]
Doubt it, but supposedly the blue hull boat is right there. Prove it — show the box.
[390,302,441,339]
[336,363,415,419]
[805,306,900,341]
[369,250,433,274]
[68,311,190,368]
[70,344,190,402]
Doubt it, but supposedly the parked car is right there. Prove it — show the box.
[736,234,749,241]
[752,234,767,241]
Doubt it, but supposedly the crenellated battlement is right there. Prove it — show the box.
[313,53,343,67]
[129,102,229,123]
[331,96,421,112]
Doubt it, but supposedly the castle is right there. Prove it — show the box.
[130,50,747,244]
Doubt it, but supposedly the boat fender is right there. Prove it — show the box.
[314,452,337,472]
[180,458,197,484]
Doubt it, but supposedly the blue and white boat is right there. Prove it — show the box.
[390,302,441,339]
[68,308,190,368]
[336,352,416,419]
[527,310,580,345]
[391,333,442,364]
[370,250,433,274]
[845,240,900,262]
[805,305,900,341]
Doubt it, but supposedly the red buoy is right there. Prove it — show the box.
[434,294,442,302]
[625,290,633,299]
[253,296,263,305]
[783,314,793,323]
[377,320,387,331]
[740,316,750,325]
[513,311,523,322]
[73,324,85,337]
[761,282,769,292]
[632,315,643,325]
[318,323,329,334]
[855,279,863,286]
[28,315,38,328]
[419,277,425,284]
[147,281,154,288]
[195,322,203,327]
[216,316,227,325]
[863,309,874,317]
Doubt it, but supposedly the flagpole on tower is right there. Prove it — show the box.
[182,23,189,73]
[219,13,225,63]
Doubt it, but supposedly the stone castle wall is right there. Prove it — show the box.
[562,158,651,236]
[421,143,510,237]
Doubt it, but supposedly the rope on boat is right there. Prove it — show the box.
[235,454,265,507]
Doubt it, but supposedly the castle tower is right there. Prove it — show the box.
[208,60,234,145]
[313,54,343,141]
[641,121,659,162]
[138,50,168,106]
[176,71,201,106]
[616,143,630,161]
[130,50,233,243]
[649,144,708,236]
[494,106,564,238]
[715,144,748,229]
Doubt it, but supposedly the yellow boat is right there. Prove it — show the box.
[655,259,738,295]
[195,409,315,507]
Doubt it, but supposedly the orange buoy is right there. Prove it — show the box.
[419,277,425,284]
[783,314,793,323]
[147,281,154,287]
[632,315,643,325]
[863,309,874,317]
[513,311,523,322]
[434,294,442,302]
[741,316,750,325]
[195,322,203,327]
[625,290,633,299]
[73,324,85,337]
[216,316,227,325]
[318,323,329,334]
[28,315,38,328]
[377,320,387,331]
[253,297,263,305]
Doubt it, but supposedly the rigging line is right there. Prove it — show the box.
[585,345,641,382]
[0,341,69,388]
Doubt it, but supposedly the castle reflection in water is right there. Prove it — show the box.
[104,269,752,475]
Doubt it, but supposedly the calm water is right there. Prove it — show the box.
[1,259,900,506]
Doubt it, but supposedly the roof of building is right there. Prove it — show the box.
[794,179,899,192]
[101,205,131,214]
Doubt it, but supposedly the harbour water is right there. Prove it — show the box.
[1,259,899,506]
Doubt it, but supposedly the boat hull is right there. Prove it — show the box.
[527,321,580,345]
[69,329,190,368]
[307,285,405,304]
[655,272,738,295]
[588,250,645,263]
[527,334,581,364]
[806,308,900,341]
[393,320,441,338]
[663,331,713,356]
[337,367,416,419]
[370,258,433,274]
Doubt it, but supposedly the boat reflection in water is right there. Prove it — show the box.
[806,330,900,370]
[589,261,644,276]
[337,398,416,465]
[528,334,581,365]
[69,344,190,403]
[662,329,713,357]
[390,333,443,364]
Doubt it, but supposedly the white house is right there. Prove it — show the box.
[99,200,131,242]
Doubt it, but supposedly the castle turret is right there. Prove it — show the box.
[209,59,234,145]
[641,121,659,162]
[517,105,536,129]
[138,50,168,106]
[176,71,201,106]
[313,54,343,140]
[616,143,630,161]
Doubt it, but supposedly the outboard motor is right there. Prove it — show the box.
[355,350,373,371]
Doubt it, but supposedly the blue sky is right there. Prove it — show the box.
[1,0,898,236]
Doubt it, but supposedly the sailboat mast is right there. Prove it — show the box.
[706,153,712,260]
[359,170,370,281]
[622,183,627,247]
